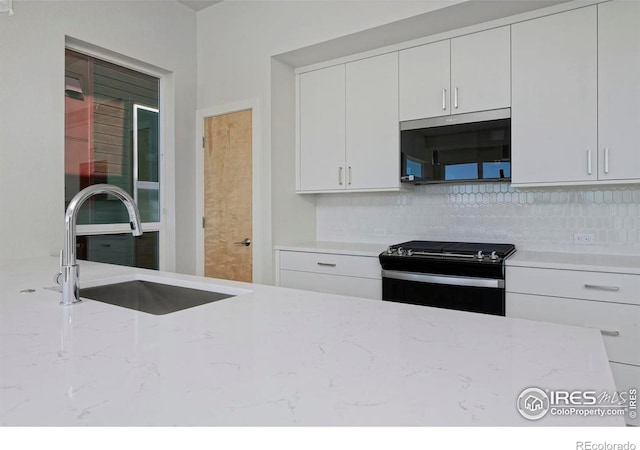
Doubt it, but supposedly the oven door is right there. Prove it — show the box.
[382,270,505,316]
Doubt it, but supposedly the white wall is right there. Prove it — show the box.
[197,1,461,283]
[0,1,197,273]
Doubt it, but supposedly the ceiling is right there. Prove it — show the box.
[177,0,222,12]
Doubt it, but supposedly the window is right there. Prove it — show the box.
[65,49,161,269]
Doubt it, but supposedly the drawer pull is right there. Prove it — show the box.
[317,262,337,267]
[600,330,620,337]
[584,284,620,292]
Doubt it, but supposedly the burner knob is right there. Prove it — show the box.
[397,247,406,256]
[476,250,484,259]
[490,251,499,261]
[407,249,413,256]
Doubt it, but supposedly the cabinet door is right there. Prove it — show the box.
[511,7,597,185]
[598,1,640,181]
[280,270,382,300]
[507,292,640,366]
[298,65,346,192]
[451,26,510,115]
[399,40,450,121]
[345,52,400,190]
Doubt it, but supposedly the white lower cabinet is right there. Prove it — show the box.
[507,292,640,367]
[279,270,381,300]
[276,250,382,300]
[506,265,640,426]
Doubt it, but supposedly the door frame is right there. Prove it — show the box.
[195,99,262,282]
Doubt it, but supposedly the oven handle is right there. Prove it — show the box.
[382,270,504,289]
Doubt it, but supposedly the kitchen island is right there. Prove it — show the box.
[0,257,624,426]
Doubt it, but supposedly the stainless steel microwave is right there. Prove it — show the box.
[400,108,511,185]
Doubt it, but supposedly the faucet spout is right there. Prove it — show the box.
[58,184,143,305]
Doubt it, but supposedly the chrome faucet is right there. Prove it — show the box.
[56,184,143,305]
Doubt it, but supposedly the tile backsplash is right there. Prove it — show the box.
[316,183,640,255]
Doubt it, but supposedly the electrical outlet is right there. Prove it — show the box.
[574,233,595,245]
[374,228,386,237]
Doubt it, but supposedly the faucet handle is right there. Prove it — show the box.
[54,249,63,285]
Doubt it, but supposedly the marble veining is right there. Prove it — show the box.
[0,257,623,426]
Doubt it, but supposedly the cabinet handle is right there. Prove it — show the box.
[600,329,620,337]
[442,88,447,110]
[587,150,592,175]
[454,87,459,109]
[338,167,343,185]
[584,284,620,292]
[604,148,609,174]
[348,166,352,185]
[317,262,337,267]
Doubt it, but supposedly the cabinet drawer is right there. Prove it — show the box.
[610,362,640,426]
[280,270,381,300]
[506,266,640,306]
[279,251,381,279]
[507,293,640,366]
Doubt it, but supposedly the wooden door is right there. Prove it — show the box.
[204,110,252,282]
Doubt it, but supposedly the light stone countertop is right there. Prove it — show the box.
[506,250,640,275]
[0,257,623,426]
[274,241,387,257]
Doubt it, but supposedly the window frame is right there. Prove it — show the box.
[65,38,174,272]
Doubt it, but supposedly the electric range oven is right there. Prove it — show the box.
[379,241,516,316]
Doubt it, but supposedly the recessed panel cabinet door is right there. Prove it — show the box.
[298,65,346,191]
[451,26,510,115]
[399,40,450,121]
[597,1,640,182]
[345,52,399,190]
[511,7,597,185]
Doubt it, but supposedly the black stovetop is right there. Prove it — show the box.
[379,240,516,279]
[388,240,516,258]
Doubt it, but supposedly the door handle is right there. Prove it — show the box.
[233,238,251,247]
[600,329,620,337]
[584,284,619,292]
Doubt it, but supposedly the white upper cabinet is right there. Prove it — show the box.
[512,3,640,186]
[450,26,511,115]
[597,1,640,182]
[399,26,510,121]
[399,40,450,121]
[298,65,346,192]
[297,53,400,193]
[345,52,399,190]
[511,7,598,185]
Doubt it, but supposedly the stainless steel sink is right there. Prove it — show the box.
[80,279,237,315]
